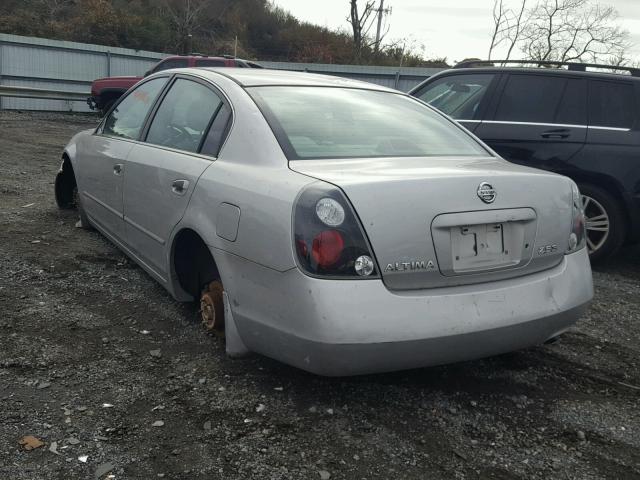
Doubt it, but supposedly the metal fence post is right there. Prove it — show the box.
[106,51,111,77]
[394,70,400,90]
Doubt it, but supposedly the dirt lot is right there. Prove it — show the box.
[0,110,639,480]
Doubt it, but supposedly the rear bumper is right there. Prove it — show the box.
[245,305,587,376]
[220,248,593,376]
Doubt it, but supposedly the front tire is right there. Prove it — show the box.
[579,183,625,263]
[55,168,77,209]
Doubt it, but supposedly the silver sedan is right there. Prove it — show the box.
[55,68,593,376]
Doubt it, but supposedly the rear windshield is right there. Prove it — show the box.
[248,86,489,160]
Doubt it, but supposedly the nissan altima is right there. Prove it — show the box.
[54,68,594,376]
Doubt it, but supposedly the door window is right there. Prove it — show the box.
[153,58,189,73]
[589,81,635,129]
[102,78,166,140]
[146,78,223,153]
[200,104,232,156]
[495,75,567,123]
[414,74,494,119]
[195,59,227,67]
[555,79,587,125]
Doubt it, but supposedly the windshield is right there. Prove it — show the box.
[248,86,489,160]
[414,74,493,119]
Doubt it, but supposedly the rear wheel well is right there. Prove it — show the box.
[569,173,630,238]
[173,229,220,298]
[55,154,77,209]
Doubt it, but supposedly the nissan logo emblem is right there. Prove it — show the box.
[477,182,496,203]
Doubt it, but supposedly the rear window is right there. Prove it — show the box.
[195,59,227,67]
[414,73,494,120]
[249,86,489,160]
[153,58,189,72]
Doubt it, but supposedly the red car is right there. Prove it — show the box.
[87,55,262,113]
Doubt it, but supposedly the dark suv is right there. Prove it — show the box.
[410,60,640,262]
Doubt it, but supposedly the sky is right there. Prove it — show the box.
[271,0,640,64]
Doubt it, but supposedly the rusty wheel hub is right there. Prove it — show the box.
[200,280,225,336]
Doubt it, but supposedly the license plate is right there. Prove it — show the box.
[451,223,510,272]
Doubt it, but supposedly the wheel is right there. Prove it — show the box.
[578,183,625,263]
[200,280,225,337]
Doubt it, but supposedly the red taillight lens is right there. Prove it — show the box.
[312,230,344,267]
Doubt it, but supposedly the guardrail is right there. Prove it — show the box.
[0,85,89,102]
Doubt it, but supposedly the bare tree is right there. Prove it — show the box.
[37,0,72,20]
[520,0,630,63]
[163,0,208,54]
[348,0,377,61]
[488,0,509,59]
[488,0,527,61]
[505,0,528,60]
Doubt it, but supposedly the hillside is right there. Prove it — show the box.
[0,0,448,67]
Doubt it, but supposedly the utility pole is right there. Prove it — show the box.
[374,0,391,54]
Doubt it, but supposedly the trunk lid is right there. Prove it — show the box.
[290,156,573,290]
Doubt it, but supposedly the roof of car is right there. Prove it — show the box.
[193,68,397,91]
[435,66,640,82]
[165,55,226,60]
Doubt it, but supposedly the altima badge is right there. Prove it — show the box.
[384,260,436,272]
[477,182,496,203]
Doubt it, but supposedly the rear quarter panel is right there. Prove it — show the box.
[170,73,315,285]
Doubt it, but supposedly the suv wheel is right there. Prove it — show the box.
[578,184,625,263]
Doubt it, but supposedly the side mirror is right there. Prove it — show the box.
[144,70,152,77]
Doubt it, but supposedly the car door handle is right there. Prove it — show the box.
[541,129,570,139]
[171,179,189,195]
[113,163,123,175]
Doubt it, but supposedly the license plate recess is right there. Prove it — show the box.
[431,208,537,276]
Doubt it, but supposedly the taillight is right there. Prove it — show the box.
[293,184,379,278]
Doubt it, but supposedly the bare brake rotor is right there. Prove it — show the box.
[200,280,225,337]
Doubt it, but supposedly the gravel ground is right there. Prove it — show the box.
[1,110,639,480]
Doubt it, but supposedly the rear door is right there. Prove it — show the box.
[474,73,587,172]
[122,76,232,279]
[582,79,640,187]
[78,77,167,240]
[412,72,499,132]
[151,58,189,74]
